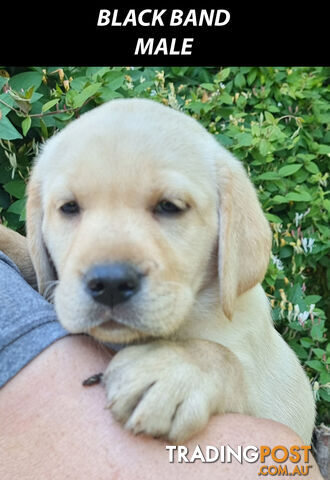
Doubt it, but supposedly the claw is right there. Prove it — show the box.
[82,372,103,386]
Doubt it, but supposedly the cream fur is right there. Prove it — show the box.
[2,99,315,443]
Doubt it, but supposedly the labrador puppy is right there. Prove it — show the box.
[2,99,315,443]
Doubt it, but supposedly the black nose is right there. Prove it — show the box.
[84,263,142,308]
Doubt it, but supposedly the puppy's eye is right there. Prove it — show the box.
[154,200,183,215]
[60,201,80,215]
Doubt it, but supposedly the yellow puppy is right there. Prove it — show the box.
[7,99,317,443]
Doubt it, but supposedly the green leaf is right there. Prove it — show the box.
[0,116,22,140]
[319,372,330,385]
[278,164,302,177]
[305,162,320,174]
[318,144,330,155]
[300,337,314,348]
[291,344,308,359]
[215,134,233,146]
[258,172,281,180]
[265,213,282,223]
[311,323,324,341]
[287,283,303,304]
[86,66,110,78]
[272,195,287,204]
[313,348,326,359]
[220,91,233,105]
[188,101,213,114]
[234,73,246,89]
[7,197,26,215]
[30,92,44,104]
[305,360,325,372]
[251,124,260,137]
[21,116,31,136]
[259,139,271,156]
[247,69,257,86]
[305,295,322,305]
[297,153,316,161]
[40,118,48,139]
[285,191,312,202]
[9,72,43,92]
[42,99,60,112]
[170,67,189,77]
[237,95,247,110]
[72,83,102,108]
[132,80,154,95]
[200,83,215,91]
[3,180,26,199]
[216,68,230,82]
[99,88,123,102]
[279,246,293,258]
[236,132,253,146]
[106,75,125,91]
[265,111,275,124]
[0,92,16,116]
[319,389,330,402]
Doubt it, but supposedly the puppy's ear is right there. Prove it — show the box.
[26,174,56,295]
[216,152,272,319]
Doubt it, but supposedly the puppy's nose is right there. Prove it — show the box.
[84,263,142,308]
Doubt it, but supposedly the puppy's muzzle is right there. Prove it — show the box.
[84,262,143,308]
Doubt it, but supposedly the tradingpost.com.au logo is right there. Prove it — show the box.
[166,444,313,476]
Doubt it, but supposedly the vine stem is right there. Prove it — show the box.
[0,98,21,115]
[277,114,298,122]
[0,96,95,119]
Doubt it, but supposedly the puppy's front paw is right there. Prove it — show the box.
[103,341,224,442]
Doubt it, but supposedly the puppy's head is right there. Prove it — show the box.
[27,99,271,343]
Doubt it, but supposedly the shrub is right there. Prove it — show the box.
[0,66,329,424]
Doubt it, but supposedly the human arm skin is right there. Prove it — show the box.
[0,335,323,480]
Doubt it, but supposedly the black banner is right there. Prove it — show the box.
[2,3,327,65]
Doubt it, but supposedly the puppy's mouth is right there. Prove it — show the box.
[88,316,148,344]
[88,312,132,332]
[90,306,139,331]
[85,303,149,342]
[97,318,127,330]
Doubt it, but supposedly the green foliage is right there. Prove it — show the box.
[0,66,329,423]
